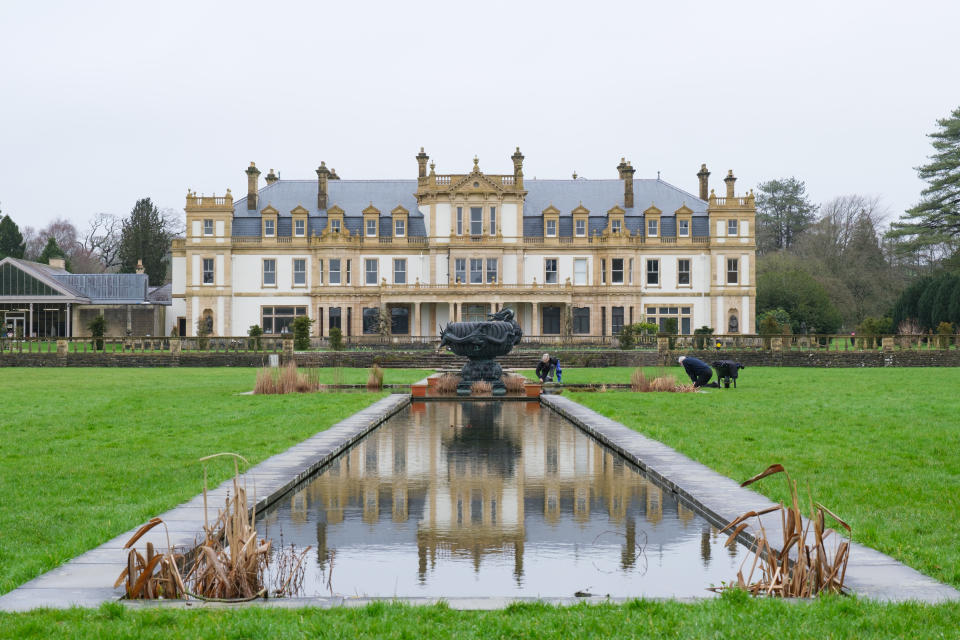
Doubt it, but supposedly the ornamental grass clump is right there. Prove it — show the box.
[435,372,460,394]
[366,364,384,391]
[502,373,528,394]
[470,380,493,395]
[631,369,696,393]
[254,363,324,394]
[709,464,851,598]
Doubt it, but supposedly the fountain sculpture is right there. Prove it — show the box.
[437,308,523,396]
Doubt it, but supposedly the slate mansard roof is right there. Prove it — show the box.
[231,176,709,238]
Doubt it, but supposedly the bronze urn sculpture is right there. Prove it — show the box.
[437,308,523,395]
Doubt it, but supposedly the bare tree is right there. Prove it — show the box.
[84,213,122,270]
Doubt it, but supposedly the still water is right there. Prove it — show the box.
[256,401,747,598]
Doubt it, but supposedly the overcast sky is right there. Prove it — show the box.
[1,0,958,231]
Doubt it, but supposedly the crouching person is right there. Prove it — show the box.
[678,355,713,389]
[537,353,559,383]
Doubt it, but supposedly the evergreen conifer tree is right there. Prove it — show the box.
[0,213,25,260]
[38,236,70,271]
[118,198,172,285]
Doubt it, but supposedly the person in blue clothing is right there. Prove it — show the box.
[678,355,714,389]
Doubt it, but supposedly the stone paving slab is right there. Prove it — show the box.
[540,395,960,604]
[0,393,411,612]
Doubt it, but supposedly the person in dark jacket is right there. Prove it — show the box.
[678,355,713,388]
[536,353,559,382]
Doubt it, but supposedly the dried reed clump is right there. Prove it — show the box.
[470,380,493,395]
[435,372,460,394]
[254,363,324,394]
[709,464,851,598]
[367,364,384,391]
[117,453,310,601]
[631,369,696,393]
[502,374,528,394]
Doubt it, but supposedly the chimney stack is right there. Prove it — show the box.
[511,147,525,190]
[724,170,737,198]
[245,162,261,210]
[697,164,710,200]
[616,157,628,179]
[622,161,635,208]
[316,162,331,210]
[135,259,144,275]
[265,168,279,185]
[416,147,429,179]
[49,257,66,270]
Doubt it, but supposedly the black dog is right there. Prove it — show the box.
[711,360,745,389]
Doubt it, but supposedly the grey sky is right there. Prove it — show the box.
[1,0,958,231]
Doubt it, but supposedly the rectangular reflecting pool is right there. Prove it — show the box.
[256,400,748,598]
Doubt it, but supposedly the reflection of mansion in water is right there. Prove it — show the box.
[264,403,720,581]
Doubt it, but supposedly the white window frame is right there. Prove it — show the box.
[366,219,377,237]
[365,258,378,284]
[262,259,276,287]
[678,219,689,237]
[611,219,622,234]
[203,219,213,236]
[264,219,275,237]
[329,258,341,284]
[294,219,305,237]
[469,258,483,284]
[678,258,691,286]
[454,258,466,283]
[486,258,498,283]
[647,219,658,237]
[546,219,557,237]
[393,258,406,284]
[489,207,497,236]
[470,207,483,236]
[394,218,405,237]
[611,258,624,284]
[646,259,659,286]
[202,257,214,285]
[575,218,586,237]
[544,258,558,284]
[727,258,739,284]
[456,207,463,236]
[330,218,341,234]
[293,258,306,286]
[574,258,587,285]
[728,219,738,236]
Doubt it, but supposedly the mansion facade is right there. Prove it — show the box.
[170,149,756,339]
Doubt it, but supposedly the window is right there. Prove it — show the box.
[646,306,692,335]
[454,258,466,283]
[365,258,378,284]
[574,258,587,285]
[366,219,377,237]
[264,219,275,237]
[575,219,586,236]
[329,259,341,284]
[261,306,306,335]
[546,219,557,237]
[544,258,558,284]
[470,258,482,284]
[328,307,341,330]
[346,259,351,284]
[489,207,496,236]
[727,258,739,284]
[678,259,691,286]
[486,258,497,283]
[456,207,463,235]
[317,259,323,284]
[395,219,405,237]
[470,207,482,235]
[572,307,590,334]
[295,219,305,237]
[612,307,624,337]
[390,307,409,334]
[330,218,341,234]
[611,219,622,234]
[362,308,380,334]
[293,258,306,286]
[542,306,561,334]
[203,219,213,236]
[612,258,624,284]
[393,258,406,284]
[262,259,276,286]
[646,259,659,286]
[647,219,658,237]
[678,219,689,237]
[464,304,488,322]
[629,258,634,285]
[728,219,738,236]
[202,258,214,284]
[601,259,606,284]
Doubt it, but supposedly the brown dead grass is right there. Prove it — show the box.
[366,365,384,392]
[254,363,324,394]
[502,374,528,394]
[470,380,493,395]
[631,369,696,393]
[435,373,460,394]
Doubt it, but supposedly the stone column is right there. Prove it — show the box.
[531,302,539,335]
[414,302,421,337]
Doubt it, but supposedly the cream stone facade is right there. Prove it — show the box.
[170,150,756,340]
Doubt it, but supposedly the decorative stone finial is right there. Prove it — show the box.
[473,155,480,172]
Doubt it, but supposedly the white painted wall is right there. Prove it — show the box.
[215,254,224,286]
[501,202,519,241]
[172,256,186,295]
[436,255,449,284]
[434,203,450,242]
[166,298,185,335]
[502,254,517,284]
[232,254,311,292]
[215,220,225,236]
[191,255,200,286]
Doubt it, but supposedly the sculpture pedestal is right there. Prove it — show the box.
[457,358,507,396]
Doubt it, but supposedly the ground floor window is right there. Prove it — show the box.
[463,304,488,323]
[611,306,624,336]
[362,307,380,334]
[329,307,341,330]
[390,306,409,334]
[262,306,306,335]
[646,305,692,335]
[572,307,590,334]
[542,306,561,334]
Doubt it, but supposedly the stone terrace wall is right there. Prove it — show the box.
[662,350,960,368]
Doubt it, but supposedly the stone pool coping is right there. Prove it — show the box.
[0,394,412,612]
[540,394,960,604]
[2,393,957,611]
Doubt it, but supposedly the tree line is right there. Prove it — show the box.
[755,105,960,335]
[0,198,183,286]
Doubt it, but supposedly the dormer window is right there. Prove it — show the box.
[647,219,658,237]
[546,219,557,237]
[611,219,622,234]
[678,219,689,237]
[395,219,405,237]
[330,219,341,233]
[264,219,275,237]
[295,219,305,237]
[575,219,586,236]
[366,219,377,237]
[203,219,213,236]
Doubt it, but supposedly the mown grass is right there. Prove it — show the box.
[1,596,959,639]
[563,367,960,589]
[0,367,430,595]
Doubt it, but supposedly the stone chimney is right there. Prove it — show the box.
[416,147,429,179]
[265,168,279,185]
[511,147,525,189]
[697,164,710,200]
[616,157,628,179]
[622,161,635,208]
[316,162,331,210]
[136,259,145,275]
[245,162,261,210]
[49,257,66,270]
[724,170,737,198]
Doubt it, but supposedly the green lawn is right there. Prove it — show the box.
[1,597,959,639]
[0,368,430,595]
[558,367,960,589]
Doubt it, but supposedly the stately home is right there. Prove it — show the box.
[170,149,756,339]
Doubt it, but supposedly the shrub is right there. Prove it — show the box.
[618,325,636,350]
[328,326,344,351]
[292,316,313,351]
[195,317,211,350]
[366,364,384,391]
[88,314,105,351]
[660,317,678,335]
[248,324,263,351]
[693,325,714,349]
[758,314,782,336]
